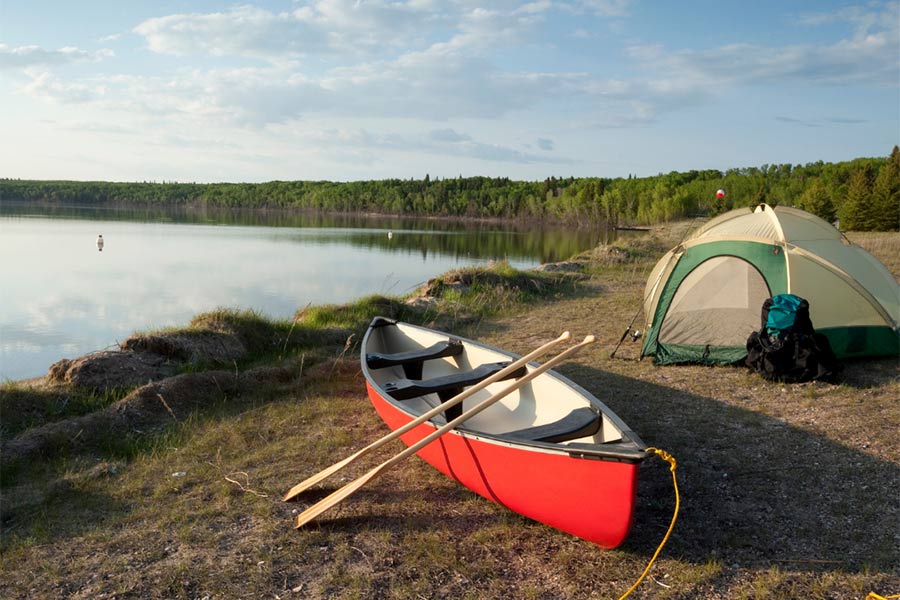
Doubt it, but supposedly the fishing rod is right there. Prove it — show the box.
[610,310,644,359]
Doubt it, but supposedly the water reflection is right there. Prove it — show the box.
[0,204,617,380]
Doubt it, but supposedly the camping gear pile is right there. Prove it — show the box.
[641,203,900,366]
[745,293,839,383]
[279,203,894,596]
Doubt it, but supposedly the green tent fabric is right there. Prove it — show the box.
[641,204,900,365]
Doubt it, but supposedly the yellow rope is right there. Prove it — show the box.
[867,594,900,600]
[618,447,680,600]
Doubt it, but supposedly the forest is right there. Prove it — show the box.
[2,146,897,231]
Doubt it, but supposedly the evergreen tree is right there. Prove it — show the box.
[871,145,900,231]
[840,165,876,230]
[798,179,836,223]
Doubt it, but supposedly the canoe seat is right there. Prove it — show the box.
[366,339,464,379]
[501,407,601,444]
[382,361,527,421]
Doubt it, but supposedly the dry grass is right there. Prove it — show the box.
[1,228,898,599]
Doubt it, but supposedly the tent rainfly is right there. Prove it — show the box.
[641,203,900,365]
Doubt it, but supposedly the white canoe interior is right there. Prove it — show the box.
[364,321,628,447]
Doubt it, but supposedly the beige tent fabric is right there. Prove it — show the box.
[788,252,894,328]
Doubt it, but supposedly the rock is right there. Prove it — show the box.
[46,323,252,392]
[121,329,247,365]
[590,245,630,265]
[531,260,585,273]
[404,296,439,310]
[47,350,177,391]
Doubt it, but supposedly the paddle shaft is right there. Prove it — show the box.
[294,334,596,528]
[282,330,571,501]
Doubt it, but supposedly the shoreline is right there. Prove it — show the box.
[0,197,613,228]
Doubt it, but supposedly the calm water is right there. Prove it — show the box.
[0,204,609,380]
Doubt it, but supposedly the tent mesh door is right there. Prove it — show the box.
[659,256,770,347]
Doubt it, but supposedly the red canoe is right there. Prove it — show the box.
[361,317,649,549]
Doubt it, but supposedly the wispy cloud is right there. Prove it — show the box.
[21,72,108,103]
[304,126,577,165]
[776,115,867,127]
[131,2,442,62]
[628,35,897,88]
[566,0,634,17]
[612,4,898,122]
[0,44,112,70]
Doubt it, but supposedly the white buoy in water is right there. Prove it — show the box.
[96,234,104,251]
[387,231,393,240]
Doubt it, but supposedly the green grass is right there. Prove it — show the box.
[0,382,128,441]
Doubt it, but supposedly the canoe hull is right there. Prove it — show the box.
[367,382,640,548]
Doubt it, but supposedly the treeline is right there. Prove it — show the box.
[2,146,897,230]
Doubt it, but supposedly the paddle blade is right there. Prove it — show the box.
[283,454,356,501]
[294,464,383,528]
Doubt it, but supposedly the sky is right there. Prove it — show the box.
[0,0,897,183]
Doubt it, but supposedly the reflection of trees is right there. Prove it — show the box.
[299,229,597,263]
[0,202,606,264]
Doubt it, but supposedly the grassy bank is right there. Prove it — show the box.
[1,228,898,599]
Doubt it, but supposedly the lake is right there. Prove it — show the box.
[0,204,611,381]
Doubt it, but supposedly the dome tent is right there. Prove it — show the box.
[641,203,900,365]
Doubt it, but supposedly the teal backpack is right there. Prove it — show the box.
[765,294,810,338]
[746,294,838,382]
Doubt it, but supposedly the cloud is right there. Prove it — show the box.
[300,126,576,166]
[776,115,867,128]
[21,72,108,103]
[118,2,563,124]
[797,2,894,35]
[826,117,867,124]
[0,44,112,70]
[133,5,325,61]
[430,129,472,143]
[58,120,136,134]
[775,116,820,128]
[606,4,899,123]
[573,0,634,17]
[627,3,898,88]
[132,1,439,62]
[536,138,554,150]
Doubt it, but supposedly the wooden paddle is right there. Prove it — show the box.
[283,330,571,501]
[293,334,596,529]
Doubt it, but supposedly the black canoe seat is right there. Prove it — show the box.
[501,407,601,444]
[382,361,527,421]
[366,339,464,380]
